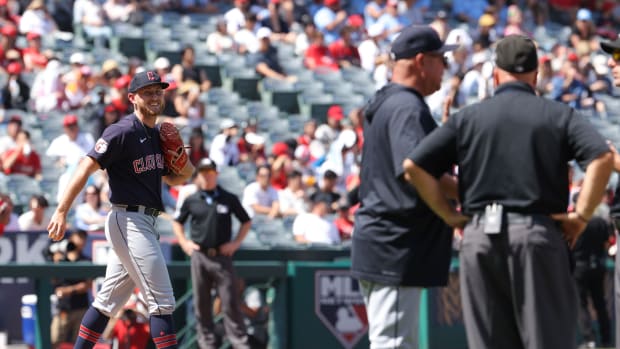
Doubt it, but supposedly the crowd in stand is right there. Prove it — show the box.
[0,0,618,247]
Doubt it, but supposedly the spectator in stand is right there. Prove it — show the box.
[551,57,607,117]
[570,8,599,55]
[452,0,488,25]
[0,193,14,235]
[103,0,139,23]
[293,200,340,244]
[304,31,339,71]
[95,104,121,138]
[172,45,211,92]
[0,24,17,65]
[46,114,95,168]
[207,17,236,54]
[110,74,133,115]
[0,0,19,28]
[376,0,405,42]
[474,13,498,49]
[187,127,209,167]
[297,119,317,148]
[262,0,295,43]
[74,184,108,232]
[225,0,253,35]
[238,120,266,165]
[309,169,341,213]
[18,0,57,35]
[294,18,317,56]
[429,10,450,41]
[22,32,48,71]
[334,199,353,240]
[325,105,344,136]
[1,62,30,111]
[242,165,280,218]
[178,0,218,14]
[363,0,385,31]
[153,57,173,83]
[253,27,297,81]
[234,13,260,55]
[400,0,424,26]
[328,26,360,68]
[210,118,240,168]
[0,115,20,155]
[358,23,387,75]
[349,107,363,149]
[161,80,180,118]
[174,80,205,129]
[18,194,50,231]
[536,55,554,96]
[314,0,348,45]
[30,58,66,113]
[73,0,112,49]
[1,129,41,179]
[278,170,307,217]
[270,141,293,190]
[318,128,358,192]
[589,54,614,95]
[503,5,528,37]
[65,65,94,109]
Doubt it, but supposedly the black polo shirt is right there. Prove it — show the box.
[174,185,251,248]
[410,81,609,214]
[351,83,453,287]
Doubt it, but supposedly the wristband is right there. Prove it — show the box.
[575,212,589,224]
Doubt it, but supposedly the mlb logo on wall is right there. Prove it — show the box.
[315,270,368,348]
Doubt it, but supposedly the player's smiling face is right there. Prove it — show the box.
[130,85,165,117]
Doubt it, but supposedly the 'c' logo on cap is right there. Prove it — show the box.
[147,71,156,80]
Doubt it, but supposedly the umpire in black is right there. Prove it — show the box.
[403,35,614,349]
[172,158,251,349]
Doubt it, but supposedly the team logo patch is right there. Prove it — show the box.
[94,138,108,154]
[315,270,368,348]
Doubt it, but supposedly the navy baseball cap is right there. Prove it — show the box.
[600,34,620,54]
[197,158,217,171]
[128,70,169,93]
[390,25,458,61]
[495,35,538,74]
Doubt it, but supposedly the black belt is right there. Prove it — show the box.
[113,205,161,217]
[199,245,220,257]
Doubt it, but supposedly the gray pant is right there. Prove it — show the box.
[191,250,249,349]
[460,214,577,349]
[94,209,175,317]
[359,280,421,349]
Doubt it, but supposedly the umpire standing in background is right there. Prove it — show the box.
[172,158,251,349]
[599,34,620,349]
[404,34,613,349]
[351,25,459,349]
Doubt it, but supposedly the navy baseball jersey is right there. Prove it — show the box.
[88,114,168,210]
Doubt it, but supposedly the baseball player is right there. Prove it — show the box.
[599,34,620,349]
[47,70,195,349]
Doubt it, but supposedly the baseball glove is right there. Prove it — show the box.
[159,122,188,174]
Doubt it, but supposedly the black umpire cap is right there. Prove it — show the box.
[600,34,620,54]
[495,35,538,74]
[128,70,169,93]
[390,25,457,61]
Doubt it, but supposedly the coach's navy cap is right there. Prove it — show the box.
[495,35,538,74]
[197,158,217,171]
[128,70,169,93]
[390,25,457,61]
[600,34,620,54]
